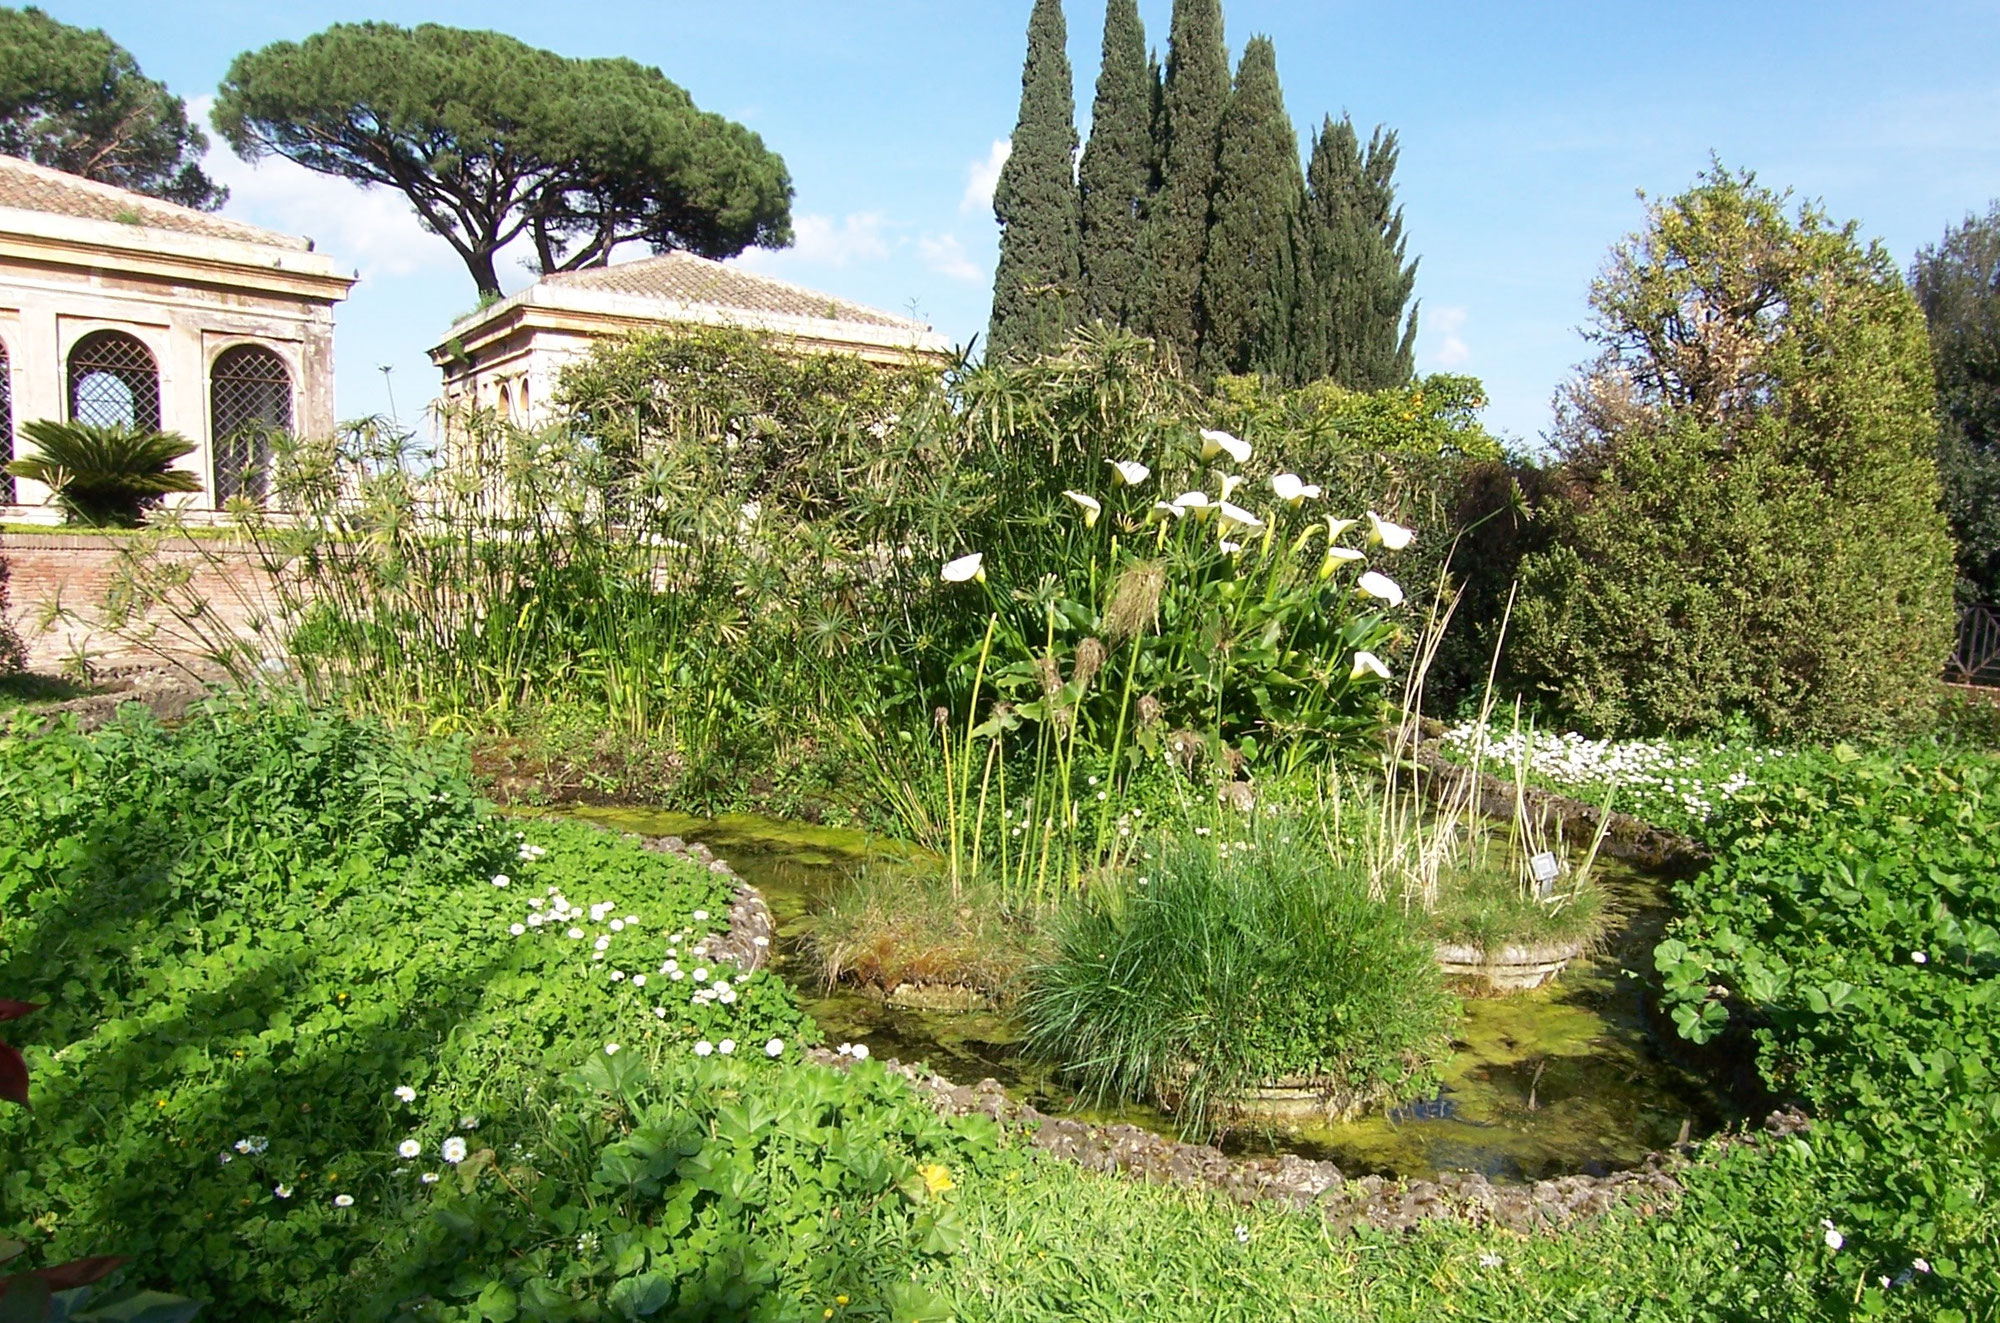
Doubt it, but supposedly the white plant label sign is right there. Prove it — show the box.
[1530,851,1561,885]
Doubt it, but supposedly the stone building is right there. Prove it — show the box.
[0,155,355,522]
[428,250,952,428]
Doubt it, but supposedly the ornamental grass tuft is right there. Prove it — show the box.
[1022,817,1455,1136]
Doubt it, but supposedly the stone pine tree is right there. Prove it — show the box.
[0,7,225,208]
[1297,116,1419,389]
[1196,36,1304,380]
[987,0,1083,361]
[1138,0,1230,370]
[1077,0,1155,329]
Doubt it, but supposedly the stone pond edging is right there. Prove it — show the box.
[615,830,1805,1239]
[810,1052,1821,1236]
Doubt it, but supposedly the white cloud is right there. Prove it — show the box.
[961,139,1011,216]
[1424,305,1471,369]
[194,97,452,281]
[918,233,984,284]
[734,213,892,278]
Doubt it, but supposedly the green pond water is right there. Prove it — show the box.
[562,805,1741,1183]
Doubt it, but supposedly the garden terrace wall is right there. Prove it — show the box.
[0,531,281,671]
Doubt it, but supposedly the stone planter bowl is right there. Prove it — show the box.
[1433,938,1589,992]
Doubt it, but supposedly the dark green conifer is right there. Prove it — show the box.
[1297,115,1419,388]
[1138,0,1229,370]
[1196,36,1304,380]
[987,0,1083,360]
[1078,0,1154,328]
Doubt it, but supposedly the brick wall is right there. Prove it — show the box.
[0,532,286,672]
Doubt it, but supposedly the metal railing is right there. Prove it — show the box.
[1953,604,2000,686]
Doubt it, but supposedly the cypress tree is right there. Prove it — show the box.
[987,0,1083,361]
[1299,115,1419,388]
[1196,36,1304,380]
[1078,0,1154,328]
[1138,0,1229,371]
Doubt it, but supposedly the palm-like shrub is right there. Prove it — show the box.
[4,420,201,527]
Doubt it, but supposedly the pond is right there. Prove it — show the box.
[561,805,1744,1184]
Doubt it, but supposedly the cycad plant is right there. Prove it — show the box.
[4,420,201,526]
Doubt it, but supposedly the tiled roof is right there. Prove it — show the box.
[0,154,309,250]
[544,251,924,332]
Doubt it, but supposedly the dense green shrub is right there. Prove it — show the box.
[119,326,1495,834]
[1510,167,1957,740]
[0,699,815,1320]
[1023,821,1453,1133]
[1659,744,2000,1300]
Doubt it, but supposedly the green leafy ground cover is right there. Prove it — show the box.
[0,701,814,1319]
[1660,744,2000,1306]
[1,701,1991,1321]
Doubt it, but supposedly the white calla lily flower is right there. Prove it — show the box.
[1147,501,1185,524]
[1108,460,1150,486]
[1216,502,1264,533]
[1319,545,1366,580]
[1270,473,1321,504]
[1064,490,1103,527]
[1326,517,1359,542]
[1356,570,1406,607]
[1218,539,1244,554]
[1219,473,1243,503]
[1350,651,1392,681]
[941,552,986,583]
[1367,511,1415,550]
[1199,428,1252,464]
[1172,491,1215,518]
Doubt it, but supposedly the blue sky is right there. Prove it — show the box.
[51,0,2000,445]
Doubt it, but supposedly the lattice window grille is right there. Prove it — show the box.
[209,345,292,504]
[0,341,13,505]
[67,331,161,432]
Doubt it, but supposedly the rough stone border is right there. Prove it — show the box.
[644,829,1806,1237]
[633,834,775,974]
[809,1048,1810,1236]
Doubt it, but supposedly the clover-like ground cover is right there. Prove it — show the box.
[2,699,1992,1321]
[0,699,818,1318]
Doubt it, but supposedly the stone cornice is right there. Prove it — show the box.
[0,206,356,305]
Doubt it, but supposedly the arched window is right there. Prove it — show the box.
[0,340,13,505]
[209,344,292,503]
[68,330,161,431]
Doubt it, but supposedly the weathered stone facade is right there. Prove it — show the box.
[428,251,952,430]
[0,156,354,522]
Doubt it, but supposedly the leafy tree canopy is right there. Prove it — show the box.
[1515,164,1956,739]
[1912,204,2000,605]
[213,23,793,296]
[0,6,224,209]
